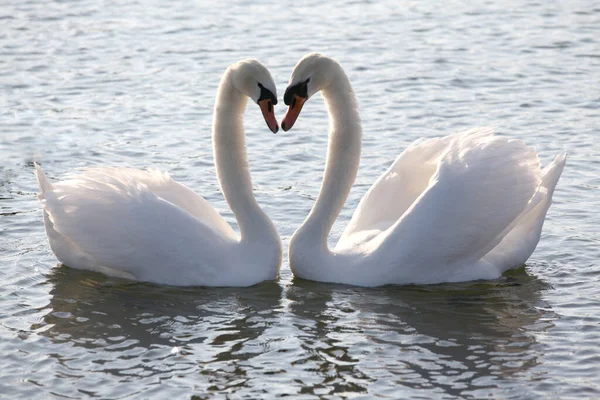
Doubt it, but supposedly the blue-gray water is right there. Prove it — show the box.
[1,0,599,398]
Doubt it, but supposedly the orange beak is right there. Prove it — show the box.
[259,99,279,134]
[281,95,307,132]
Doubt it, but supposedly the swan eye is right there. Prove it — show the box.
[284,78,310,106]
[257,83,277,105]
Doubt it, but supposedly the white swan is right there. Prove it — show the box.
[282,53,566,287]
[35,59,282,287]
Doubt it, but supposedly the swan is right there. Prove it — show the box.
[35,59,282,287]
[282,53,566,287]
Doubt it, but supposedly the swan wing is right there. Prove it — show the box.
[65,166,236,238]
[337,128,487,250]
[375,128,542,273]
[35,165,237,285]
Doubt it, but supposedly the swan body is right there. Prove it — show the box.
[36,60,282,287]
[283,53,566,287]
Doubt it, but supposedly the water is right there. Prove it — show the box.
[1,0,599,397]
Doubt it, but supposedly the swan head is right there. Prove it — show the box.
[229,59,279,133]
[281,53,339,131]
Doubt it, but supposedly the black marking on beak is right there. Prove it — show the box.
[257,83,277,105]
[284,78,310,106]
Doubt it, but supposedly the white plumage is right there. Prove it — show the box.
[35,60,282,286]
[286,54,565,286]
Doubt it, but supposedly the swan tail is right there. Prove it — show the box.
[34,164,74,228]
[34,164,64,236]
[35,164,82,267]
[34,163,65,224]
[34,164,123,276]
[482,153,566,272]
[541,153,567,196]
[34,163,54,200]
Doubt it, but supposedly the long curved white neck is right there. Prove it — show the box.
[295,67,362,249]
[212,71,276,243]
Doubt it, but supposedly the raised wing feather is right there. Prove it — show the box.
[377,129,541,268]
[338,128,492,250]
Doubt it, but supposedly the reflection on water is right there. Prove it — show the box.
[25,266,556,397]
[37,267,283,349]
[30,267,284,397]
[286,268,555,398]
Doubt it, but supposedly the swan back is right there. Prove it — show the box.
[56,167,236,238]
[36,165,246,284]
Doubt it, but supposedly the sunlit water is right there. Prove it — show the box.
[1,0,599,398]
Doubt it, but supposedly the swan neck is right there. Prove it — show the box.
[213,71,273,242]
[299,70,362,247]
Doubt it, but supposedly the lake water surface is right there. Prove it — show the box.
[1,0,599,398]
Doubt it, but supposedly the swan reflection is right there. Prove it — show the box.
[32,266,283,393]
[286,267,556,398]
[32,265,557,398]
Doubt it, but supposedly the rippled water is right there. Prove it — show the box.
[1,0,599,398]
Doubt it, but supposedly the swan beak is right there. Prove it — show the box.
[258,99,279,134]
[281,95,307,132]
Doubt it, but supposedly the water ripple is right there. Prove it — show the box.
[1,0,600,397]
